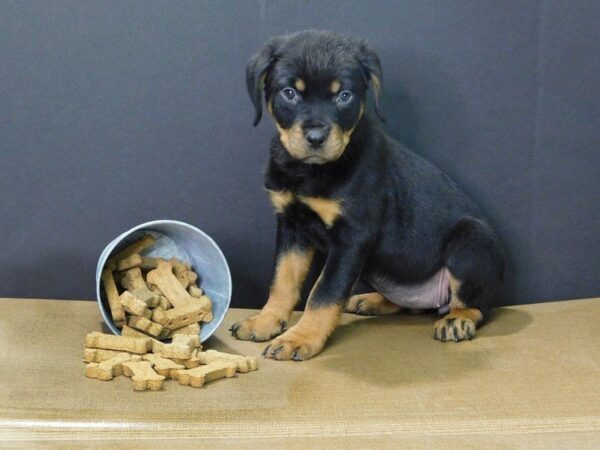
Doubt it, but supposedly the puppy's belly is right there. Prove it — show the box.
[365,267,451,314]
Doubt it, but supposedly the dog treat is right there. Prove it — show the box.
[146,261,195,308]
[83,332,257,391]
[159,334,202,360]
[120,291,152,318]
[101,269,125,327]
[173,263,198,289]
[85,331,151,354]
[142,353,185,379]
[127,315,165,337]
[197,350,259,373]
[172,348,202,369]
[121,268,147,292]
[106,234,156,269]
[121,267,161,307]
[157,295,172,310]
[117,254,165,271]
[152,299,212,330]
[168,322,201,338]
[174,360,237,388]
[121,325,166,353]
[85,353,138,381]
[169,257,191,270]
[122,360,165,391]
[188,285,203,298]
[83,348,130,363]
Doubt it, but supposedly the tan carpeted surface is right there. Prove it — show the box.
[0,298,598,448]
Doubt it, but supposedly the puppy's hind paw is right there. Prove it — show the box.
[433,316,476,342]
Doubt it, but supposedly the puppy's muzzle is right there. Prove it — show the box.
[304,124,331,149]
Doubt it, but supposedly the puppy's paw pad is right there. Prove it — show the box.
[230,314,287,342]
[433,317,476,342]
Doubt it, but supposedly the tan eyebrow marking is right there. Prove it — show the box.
[294,78,306,92]
[330,80,341,94]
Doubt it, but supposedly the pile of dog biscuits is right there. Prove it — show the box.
[84,331,258,390]
[101,234,213,339]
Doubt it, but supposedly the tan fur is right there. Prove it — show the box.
[230,249,314,341]
[276,122,350,163]
[295,303,343,343]
[264,303,343,360]
[267,189,294,214]
[448,307,483,324]
[275,122,306,159]
[434,272,483,341]
[264,249,315,318]
[298,196,343,227]
[345,292,402,315]
[448,273,464,309]
[330,79,341,93]
[294,78,306,92]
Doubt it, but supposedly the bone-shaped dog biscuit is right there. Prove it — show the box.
[120,291,152,318]
[121,325,166,353]
[152,299,211,330]
[101,269,125,327]
[188,285,203,298]
[174,360,237,388]
[106,234,156,271]
[159,334,201,360]
[122,360,165,391]
[146,261,193,308]
[173,264,198,289]
[147,261,212,326]
[172,348,202,369]
[85,353,138,381]
[121,268,160,307]
[127,315,165,337]
[168,322,200,338]
[85,331,151,354]
[83,348,130,363]
[142,353,185,378]
[197,350,259,373]
[117,254,164,271]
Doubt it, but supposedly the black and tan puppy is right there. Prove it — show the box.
[230,30,505,361]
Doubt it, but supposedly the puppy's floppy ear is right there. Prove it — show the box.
[358,41,385,123]
[246,37,283,126]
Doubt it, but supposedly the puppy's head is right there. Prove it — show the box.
[247,30,383,164]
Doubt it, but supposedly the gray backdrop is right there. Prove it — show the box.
[1,0,598,308]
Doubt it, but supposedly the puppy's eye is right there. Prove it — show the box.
[337,90,353,104]
[281,87,299,102]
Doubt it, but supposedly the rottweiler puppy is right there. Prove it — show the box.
[230,30,505,361]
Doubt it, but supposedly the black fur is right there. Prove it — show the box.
[249,30,504,319]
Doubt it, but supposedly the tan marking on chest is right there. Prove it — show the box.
[268,190,294,214]
[298,196,343,227]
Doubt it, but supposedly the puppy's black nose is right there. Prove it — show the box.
[305,126,330,149]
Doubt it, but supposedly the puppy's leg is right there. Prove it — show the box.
[434,218,504,342]
[230,218,313,342]
[345,292,402,316]
[263,235,370,360]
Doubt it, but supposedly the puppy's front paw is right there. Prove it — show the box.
[229,312,287,342]
[433,316,476,342]
[262,326,324,361]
